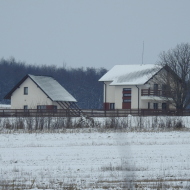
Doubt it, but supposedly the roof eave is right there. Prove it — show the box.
[54,99,77,102]
[4,74,29,99]
[98,79,113,82]
[109,83,145,86]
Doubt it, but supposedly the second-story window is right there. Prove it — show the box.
[154,84,158,91]
[154,84,158,96]
[24,87,28,95]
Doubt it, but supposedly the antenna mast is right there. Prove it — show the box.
[142,41,144,65]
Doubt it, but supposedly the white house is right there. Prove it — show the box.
[4,74,77,110]
[99,64,175,110]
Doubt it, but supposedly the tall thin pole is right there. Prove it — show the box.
[142,41,144,65]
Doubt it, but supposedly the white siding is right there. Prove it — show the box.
[114,86,122,109]
[104,82,115,103]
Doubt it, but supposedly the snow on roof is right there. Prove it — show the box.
[99,64,159,85]
[29,75,77,102]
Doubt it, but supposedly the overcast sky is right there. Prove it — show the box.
[0,0,190,69]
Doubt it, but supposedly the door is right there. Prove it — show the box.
[162,103,167,110]
[153,103,158,109]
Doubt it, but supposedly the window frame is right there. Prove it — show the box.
[148,102,150,109]
[24,87,28,95]
[162,103,167,110]
[110,103,115,110]
[23,105,28,110]
[123,88,131,92]
[37,105,46,110]
[123,93,131,97]
[154,84,158,90]
[123,99,131,103]
[153,103,158,109]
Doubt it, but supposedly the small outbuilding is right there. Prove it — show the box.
[4,74,77,111]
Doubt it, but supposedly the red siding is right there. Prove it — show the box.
[104,103,110,110]
[122,102,131,109]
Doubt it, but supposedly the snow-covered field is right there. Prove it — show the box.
[0,130,190,189]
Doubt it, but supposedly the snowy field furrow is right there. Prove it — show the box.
[0,132,190,189]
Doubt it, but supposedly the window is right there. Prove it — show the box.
[37,105,46,110]
[154,84,158,90]
[154,84,158,95]
[123,99,131,103]
[24,105,28,110]
[162,103,167,110]
[153,103,158,109]
[37,105,46,113]
[123,93,131,97]
[110,103,115,110]
[123,88,131,92]
[148,102,150,109]
[24,87,28,95]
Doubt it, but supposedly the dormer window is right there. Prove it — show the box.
[24,87,28,95]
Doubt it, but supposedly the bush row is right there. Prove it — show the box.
[0,115,187,133]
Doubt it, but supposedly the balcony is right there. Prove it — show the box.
[141,89,171,97]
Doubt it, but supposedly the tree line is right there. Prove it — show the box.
[0,58,107,109]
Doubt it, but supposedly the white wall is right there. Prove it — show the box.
[114,86,122,109]
[11,77,54,109]
[103,82,115,103]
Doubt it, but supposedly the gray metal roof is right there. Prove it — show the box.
[29,75,77,102]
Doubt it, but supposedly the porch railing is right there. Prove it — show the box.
[141,89,171,97]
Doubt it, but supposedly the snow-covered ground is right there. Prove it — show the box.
[0,130,190,189]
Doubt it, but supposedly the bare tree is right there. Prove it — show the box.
[157,43,190,110]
